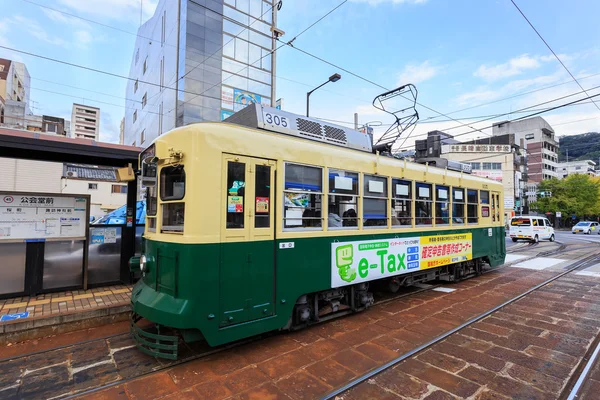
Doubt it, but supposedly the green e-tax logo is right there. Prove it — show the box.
[335,244,357,283]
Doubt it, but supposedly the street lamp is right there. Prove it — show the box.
[306,73,341,117]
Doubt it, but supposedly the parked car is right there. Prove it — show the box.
[571,221,600,234]
[509,216,555,243]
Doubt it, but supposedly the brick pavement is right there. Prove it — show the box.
[72,265,579,400]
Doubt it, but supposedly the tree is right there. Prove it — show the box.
[530,174,600,218]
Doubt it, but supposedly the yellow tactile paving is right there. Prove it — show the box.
[93,291,113,297]
[27,299,51,306]
[3,302,29,309]
[51,296,74,303]
[73,294,94,300]
[111,289,130,294]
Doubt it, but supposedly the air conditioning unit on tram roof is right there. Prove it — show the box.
[223,103,373,153]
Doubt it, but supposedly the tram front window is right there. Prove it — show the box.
[160,165,186,200]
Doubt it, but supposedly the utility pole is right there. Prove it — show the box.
[354,113,358,130]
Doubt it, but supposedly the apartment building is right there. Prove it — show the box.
[71,103,100,140]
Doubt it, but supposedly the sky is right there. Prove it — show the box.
[1,0,599,150]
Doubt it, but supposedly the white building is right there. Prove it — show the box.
[71,104,100,140]
[0,159,127,220]
[557,160,597,179]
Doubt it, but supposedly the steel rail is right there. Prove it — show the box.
[566,337,600,400]
[321,251,600,400]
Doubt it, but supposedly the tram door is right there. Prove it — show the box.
[492,191,504,253]
[220,155,276,327]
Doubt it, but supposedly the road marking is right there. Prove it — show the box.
[504,254,528,264]
[509,257,566,270]
[432,287,456,293]
[575,271,600,278]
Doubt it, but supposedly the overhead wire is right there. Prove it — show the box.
[509,0,600,112]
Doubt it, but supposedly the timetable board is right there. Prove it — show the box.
[0,194,88,240]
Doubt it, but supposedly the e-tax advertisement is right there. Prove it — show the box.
[331,233,472,288]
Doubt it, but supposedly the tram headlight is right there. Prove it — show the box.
[140,255,147,272]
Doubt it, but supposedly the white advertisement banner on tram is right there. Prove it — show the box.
[331,233,472,288]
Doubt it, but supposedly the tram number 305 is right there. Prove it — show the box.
[264,113,288,128]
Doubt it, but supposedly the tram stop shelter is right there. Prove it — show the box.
[0,127,141,300]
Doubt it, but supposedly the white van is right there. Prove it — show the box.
[509,216,555,243]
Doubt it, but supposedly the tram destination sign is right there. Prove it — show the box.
[331,233,472,288]
[0,193,87,240]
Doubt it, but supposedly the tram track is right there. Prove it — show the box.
[321,249,600,399]
[3,240,592,399]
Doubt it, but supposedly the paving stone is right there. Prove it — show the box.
[578,378,600,400]
[113,346,159,379]
[203,351,250,376]
[286,329,322,345]
[163,388,201,400]
[485,346,571,379]
[417,349,468,373]
[304,358,356,387]
[331,349,378,375]
[472,321,514,337]
[524,345,579,368]
[434,341,505,372]
[371,335,416,354]
[126,372,179,400]
[483,316,545,336]
[168,358,218,389]
[375,367,429,398]
[19,365,72,399]
[397,358,480,398]
[299,339,346,361]
[193,379,233,400]
[423,390,458,400]
[73,385,129,400]
[275,371,331,400]
[474,389,511,400]
[0,359,25,390]
[354,342,399,363]
[257,350,313,379]
[71,340,112,369]
[445,333,494,352]
[505,364,563,394]
[222,365,269,394]
[332,325,385,346]
[392,328,431,345]
[72,362,120,392]
[235,383,294,400]
[342,381,401,400]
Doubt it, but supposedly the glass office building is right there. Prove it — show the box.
[124,0,276,147]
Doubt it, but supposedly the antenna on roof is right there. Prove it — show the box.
[371,84,419,154]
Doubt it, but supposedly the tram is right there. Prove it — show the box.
[129,103,506,359]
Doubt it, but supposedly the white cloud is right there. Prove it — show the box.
[42,8,91,29]
[11,15,67,47]
[397,61,441,85]
[350,0,427,5]
[474,54,543,81]
[58,0,159,22]
[74,30,93,49]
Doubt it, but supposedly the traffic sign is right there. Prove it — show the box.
[0,312,29,322]
[556,212,562,218]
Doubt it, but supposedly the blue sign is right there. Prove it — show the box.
[1,312,29,322]
[221,109,234,121]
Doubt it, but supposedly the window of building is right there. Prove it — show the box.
[493,163,502,169]
[483,163,491,170]
[467,189,478,224]
[435,185,450,225]
[135,48,139,64]
[160,57,164,89]
[470,162,481,170]
[160,165,186,201]
[363,175,388,228]
[415,182,433,225]
[141,129,145,144]
[111,185,127,194]
[142,93,147,109]
[143,57,148,74]
[133,110,137,123]
[453,188,465,224]
[134,79,139,93]
[161,11,166,46]
[328,169,358,228]
[392,179,412,227]
[88,183,98,190]
[283,163,322,229]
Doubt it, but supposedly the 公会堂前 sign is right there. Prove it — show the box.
[331,233,472,288]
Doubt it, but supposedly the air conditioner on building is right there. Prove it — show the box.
[66,171,78,178]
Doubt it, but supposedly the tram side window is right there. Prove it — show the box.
[415,183,433,225]
[255,164,271,228]
[162,203,185,232]
[491,193,496,222]
[226,161,246,229]
[453,188,465,224]
[392,179,412,227]
[328,169,358,228]
[147,186,157,232]
[284,163,323,229]
[160,166,186,200]
[435,185,450,225]
[467,189,478,224]
[481,190,490,218]
[363,175,388,228]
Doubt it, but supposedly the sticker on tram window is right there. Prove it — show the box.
[482,206,490,217]
[256,197,269,213]
[263,112,289,128]
[227,196,243,213]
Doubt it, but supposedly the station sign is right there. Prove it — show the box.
[331,233,472,288]
[445,144,511,153]
[0,193,88,240]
